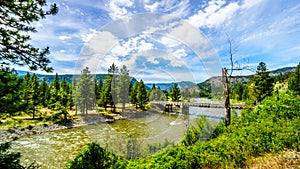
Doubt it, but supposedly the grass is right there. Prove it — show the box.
[247,150,300,169]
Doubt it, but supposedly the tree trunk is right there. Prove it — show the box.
[32,110,35,120]
[85,103,88,114]
[122,102,125,113]
[75,105,77,115]
[222,68,231,127]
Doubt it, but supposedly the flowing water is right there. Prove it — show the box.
[10,107,240,169]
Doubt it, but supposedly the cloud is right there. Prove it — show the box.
[81,29,97,42]
[144,0,190,17]
[158,36,181,48]
[107,0,134,20]
[79,31,119,73]
[172,48,187,58]
[187,1,240,28]
[58,35,72,41]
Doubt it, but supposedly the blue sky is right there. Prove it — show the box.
[20,0,300,83]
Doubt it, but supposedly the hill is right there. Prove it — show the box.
[16,70,134,84]
[185,66,296,97]
[15,66,295,90]
[145,81,195,91]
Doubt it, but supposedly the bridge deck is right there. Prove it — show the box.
[151,101,245,109]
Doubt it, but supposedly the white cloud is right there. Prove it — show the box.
[146,57,159,64]
[241,0,264,9]
[107,0,134,20]
[144,0,190,17]
[79,31,119,73]
[58,35,72,41]
[81,29,97,43]
[187,1,240,28]
[172,49,187,58]
[158,36,181,48]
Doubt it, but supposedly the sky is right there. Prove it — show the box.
[19,0,300,83]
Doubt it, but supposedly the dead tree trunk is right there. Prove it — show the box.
[222,68,231,127]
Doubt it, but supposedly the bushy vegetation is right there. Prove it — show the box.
[0,142,39,169]
[66,92,299,168]
[66,142,118,169]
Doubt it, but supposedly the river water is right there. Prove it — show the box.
[10,107,239,169]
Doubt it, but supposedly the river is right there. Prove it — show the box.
[10,106,240,169]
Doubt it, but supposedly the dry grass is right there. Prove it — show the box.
[247,151,300,169]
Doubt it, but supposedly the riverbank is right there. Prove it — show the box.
[0,106,163,143]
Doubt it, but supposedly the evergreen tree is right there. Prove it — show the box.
[53,73,60,91]
[59,77,68,107]
[288,62,300,95]
[149,85,166,101]
[137,80,148,109]
[163,90,169,101]
[74,67,95,114]
[169,83,181,101]
[95,79,102,102]
[130,81,139,109]
[149,84,157,101]
[0,1,58,72]
[40,78,50,107]
[108,63,119,113]
[0,142,22,169]
[117,65,130,112]
[25,74,40,119]
[232,83,244,101]
[48,73,60,108]
[158,87,167,101]
[248,62,273,104]
[100,77,112,111]
[0,68,22,115]
[67,83,74,110]
[72,78,79,115]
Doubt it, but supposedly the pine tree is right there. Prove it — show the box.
[40,78,49,107]
[149,85,166,101]
[169,83,181,101]
[0,1,58,72]
[108,63,119,113]
[25,74,40,119]
[0,68,22,115]
[95,79,102,102]
[149,84,157,101]
[20,72,31,108]
[100,77,112,111]
[248,62,273,104]
[130,81,139,109]
[53,73,60,91]
[232,83,244,101]
[48,73,60,108]
[67,83,74,110]
[74,67,95,114]
[72,78,79,115]
[288,62,300,95]
[59,77,68,107]
[137,80,148,109]
[117,65,130,112]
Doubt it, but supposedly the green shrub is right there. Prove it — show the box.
[67,142,118,169]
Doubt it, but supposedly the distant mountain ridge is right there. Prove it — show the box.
[15,66,296,90]
[16,70,111,84]
[145,81,195,92]
[185,66,296,95]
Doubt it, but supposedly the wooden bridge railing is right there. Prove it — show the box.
[151,101,245,109]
